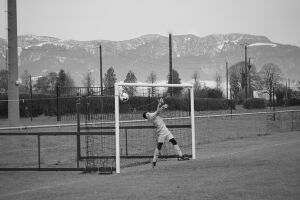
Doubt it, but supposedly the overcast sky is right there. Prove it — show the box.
[0,0,300,46]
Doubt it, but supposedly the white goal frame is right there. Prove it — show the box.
[114,82,196,173]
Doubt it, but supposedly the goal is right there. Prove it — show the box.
[114,82,196,173]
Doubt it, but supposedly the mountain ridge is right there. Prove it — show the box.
[0,33,299,86]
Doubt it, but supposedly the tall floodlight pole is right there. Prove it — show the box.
[5,49,8,70]
[99,44,103,95]
[7,0,20,126]
[226,61,228,100]
[223,42,230,100]
[244,45,248,98]
[169,33,173,96]
[248,58,251,98]
[239,43,249,99]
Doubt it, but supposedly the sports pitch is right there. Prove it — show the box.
[0,131,299,200]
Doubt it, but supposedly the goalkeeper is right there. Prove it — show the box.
[142,98,189,168]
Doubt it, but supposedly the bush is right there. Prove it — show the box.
[194,98,235,111]
[243,98,266,109]
[207,88,223,98]
[288,98,300,106]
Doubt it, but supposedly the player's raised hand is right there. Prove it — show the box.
[159,98,164,104]
[162,104,168,109]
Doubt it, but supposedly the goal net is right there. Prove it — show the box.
[114,82,195,173]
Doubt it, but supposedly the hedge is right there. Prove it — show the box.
[288,98,300,106]
[243,98,266,109]
[0,94,236,118]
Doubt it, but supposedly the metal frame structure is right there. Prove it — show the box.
[114,82,196,173]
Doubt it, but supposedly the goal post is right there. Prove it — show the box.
[115,82,196,174]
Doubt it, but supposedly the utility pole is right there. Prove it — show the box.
[285,79,288,106]
[30,75,33,121]
[5,49,8,70]
[7,0,20,126]
[99,44,103,95]
[248,58,251,98]
[244,45,248,98]
[169,33,173,96]
[226,61,228,100]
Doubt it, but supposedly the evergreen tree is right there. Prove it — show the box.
[167,69,182,95]
[56,69,74,88]
[104,66,117,95]
[57,69,66,87]
[0,69,8,93]
[124,70,137,96]
[34,76,50,94]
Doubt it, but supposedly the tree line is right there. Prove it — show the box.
[0,62,300,103]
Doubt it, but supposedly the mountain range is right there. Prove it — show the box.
[0,33,300,86]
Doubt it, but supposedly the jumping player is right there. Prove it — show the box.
[143,98,189,168]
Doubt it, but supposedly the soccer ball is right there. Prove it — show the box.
[120,93,129,102]
[15,79,22,86]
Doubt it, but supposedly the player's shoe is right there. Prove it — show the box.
[178,154,190,161]
[152,161,156,168]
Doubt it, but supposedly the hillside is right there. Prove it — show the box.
[0,33,299,86]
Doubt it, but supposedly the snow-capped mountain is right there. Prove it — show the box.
[0,33,299,86]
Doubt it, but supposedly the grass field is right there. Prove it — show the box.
[0,109,299,169]
[0,131,299,200]
[0,107,299,199]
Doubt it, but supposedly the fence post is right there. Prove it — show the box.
[56,86,61,121]
[38,135,41,169]
[125,128,128,156]
[273,87,275,121]
[30,75,33,121]
[230,88,233,119]
[291,111,294,131]
[76,92,81,168]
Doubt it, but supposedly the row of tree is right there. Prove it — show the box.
[228,62,287,102]
[0,67,183,97]
[0,61,299,101]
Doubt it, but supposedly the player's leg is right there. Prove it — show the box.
[152,142,163,167]
[168,134,189,161]
[169,138,183,157]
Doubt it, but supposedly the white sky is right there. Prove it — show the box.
[0,0,300,46]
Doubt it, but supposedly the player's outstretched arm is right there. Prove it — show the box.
[156,99,168,115]
[150,98,167,118]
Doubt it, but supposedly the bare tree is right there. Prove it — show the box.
[0,69,8,93]
[82,71,94,95]
[192,70,200,88]
[259,63,282,103]
[82,71,94,87]
[192,71,201,97]
[20,70,31,93]
[215,71,222,90]
[146,70,157,97]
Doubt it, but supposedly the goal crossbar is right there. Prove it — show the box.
[117,82,193,88]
